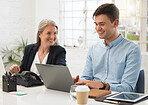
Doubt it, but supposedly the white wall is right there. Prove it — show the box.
[0,0,60,49]
[35,0,59,23]
[0,0,36,49]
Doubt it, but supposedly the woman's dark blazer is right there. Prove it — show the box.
[19,44,66,73]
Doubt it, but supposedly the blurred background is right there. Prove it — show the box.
[0,0,147,93]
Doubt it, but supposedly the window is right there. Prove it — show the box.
[59,0,148,52]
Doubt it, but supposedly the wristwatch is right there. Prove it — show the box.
[100,81,110,90]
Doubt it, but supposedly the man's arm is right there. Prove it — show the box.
[81,47,93,80]
[76,80,104,89]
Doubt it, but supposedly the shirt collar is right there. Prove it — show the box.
[102,34,124,48]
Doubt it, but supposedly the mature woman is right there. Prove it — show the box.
[9,19,66,75]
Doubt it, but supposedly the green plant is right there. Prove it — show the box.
[121,32,139,41]
[122,32,148,51]
[0,38,28,68]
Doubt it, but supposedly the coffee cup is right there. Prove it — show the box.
[75,85,90,105]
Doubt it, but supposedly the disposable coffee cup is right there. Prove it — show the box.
[75,85,90,105]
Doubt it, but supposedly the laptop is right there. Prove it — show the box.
[35,63,74,92]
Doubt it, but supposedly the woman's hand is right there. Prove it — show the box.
[9,64,20,74]
[72,75,80,83]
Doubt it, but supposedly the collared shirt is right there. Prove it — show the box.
[30,52,49,75]
[81,35,142,92]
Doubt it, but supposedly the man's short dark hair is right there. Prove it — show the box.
[93,3,119,23]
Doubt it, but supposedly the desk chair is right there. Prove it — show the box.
[136,69,145,93]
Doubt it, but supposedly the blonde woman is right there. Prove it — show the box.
[10,19,66,75]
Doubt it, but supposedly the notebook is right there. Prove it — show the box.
[35,63,74,92]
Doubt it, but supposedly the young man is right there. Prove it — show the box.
[74,3,142,92]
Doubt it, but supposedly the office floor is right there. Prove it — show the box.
[65,47,148,94]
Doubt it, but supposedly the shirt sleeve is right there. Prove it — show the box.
[80,46,94,80]
[109,46,142,92]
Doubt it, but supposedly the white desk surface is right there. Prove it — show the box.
[0,85,148,105]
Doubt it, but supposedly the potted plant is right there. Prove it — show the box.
[0,38,28,70]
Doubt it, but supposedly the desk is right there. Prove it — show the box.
[0,85,148,105]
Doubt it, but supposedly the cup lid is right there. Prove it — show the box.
[75,85,90,92]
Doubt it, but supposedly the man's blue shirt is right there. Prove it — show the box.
[81,35,142,92]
